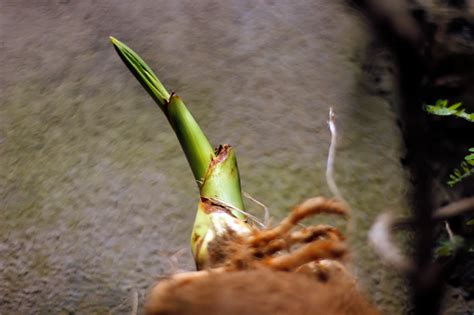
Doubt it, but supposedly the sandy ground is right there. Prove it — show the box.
[0,1,410,314]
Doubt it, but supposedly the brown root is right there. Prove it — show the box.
[146,197,378,315]
[204,197,348,271]
[146,268,380,315]
[248,197,347,246]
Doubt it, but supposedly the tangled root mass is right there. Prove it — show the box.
[146,197,380,315]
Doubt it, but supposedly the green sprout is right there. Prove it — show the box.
[110,37,250,269]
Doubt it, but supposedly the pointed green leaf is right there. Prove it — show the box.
[110,36,170,111]
[448,102,463,111]
[425,99,474,122]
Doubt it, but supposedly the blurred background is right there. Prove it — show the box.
[2,1,472,314]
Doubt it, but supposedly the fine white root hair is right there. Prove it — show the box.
[243,191,271,228]
[326,107,354,236]
[207,197,266,228]
[108,287,139,315]
[445,221,455,242]
[326,107,346,204]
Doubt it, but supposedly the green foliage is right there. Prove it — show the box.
[424,99,474,122]
[425,100,474,260]
[435,217,474,259]
[435,235,464,258]
[447,148,474,187]
[424,100,474,186]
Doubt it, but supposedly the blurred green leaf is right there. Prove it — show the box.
[424,99,474,122]
[435,235,464,258]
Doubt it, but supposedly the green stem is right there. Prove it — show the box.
[110,37,215,183]
[191,145,250,268]
[201,145,246,217]
[167,94,215,183]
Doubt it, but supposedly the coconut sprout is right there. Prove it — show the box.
[111,37,379,315]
